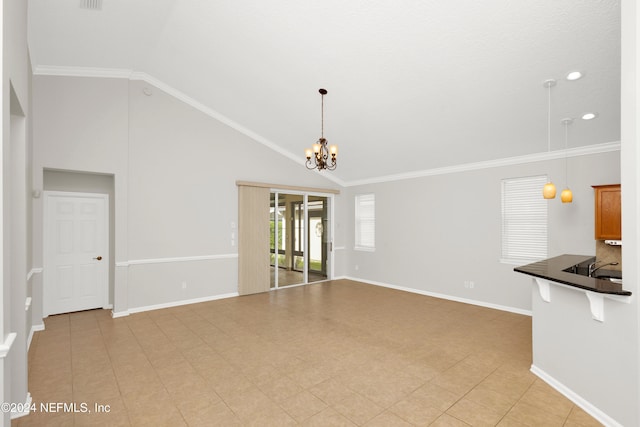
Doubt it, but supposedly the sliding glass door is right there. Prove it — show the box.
[270,191,331,288]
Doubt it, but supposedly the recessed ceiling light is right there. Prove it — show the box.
[566,71,583,81]
[582,112,598,120]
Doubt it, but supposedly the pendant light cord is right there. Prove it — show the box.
[564,121,569,187]
[547,83,551,152]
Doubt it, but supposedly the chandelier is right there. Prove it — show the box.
[305,88,337,171]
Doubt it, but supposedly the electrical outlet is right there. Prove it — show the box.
[355,265,359,271]
[181,281,187,290]
[464,280,475,289]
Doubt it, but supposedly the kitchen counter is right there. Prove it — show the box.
[514,254,631,296]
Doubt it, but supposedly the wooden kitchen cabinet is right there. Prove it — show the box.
[593,184,621,240]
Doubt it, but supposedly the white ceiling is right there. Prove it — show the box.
[28,0,621,185]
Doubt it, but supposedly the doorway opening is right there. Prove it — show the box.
[270,191,332,288]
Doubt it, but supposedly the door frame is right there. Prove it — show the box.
[43,191,110,316]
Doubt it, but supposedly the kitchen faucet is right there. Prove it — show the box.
[588,261,619,277]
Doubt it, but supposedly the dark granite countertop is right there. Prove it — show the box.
[514,254,631,296]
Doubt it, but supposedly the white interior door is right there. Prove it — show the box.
[44,191,109,316]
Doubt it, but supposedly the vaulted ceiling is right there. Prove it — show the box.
[28,0,621,185]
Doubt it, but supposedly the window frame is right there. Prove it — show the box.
[354,193,375,252]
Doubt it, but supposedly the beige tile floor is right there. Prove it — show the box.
[14,279,602,426]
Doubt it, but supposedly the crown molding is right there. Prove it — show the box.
[33,65,133,79]
[344,141,621,187]
[32,65,618,189]
[33,65,346,187]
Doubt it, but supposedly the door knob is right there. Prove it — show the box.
[93,256,102,261]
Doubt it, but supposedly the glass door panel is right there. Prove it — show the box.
[308,196,329,283]
[270,192,285,288]
[284,195,305,286]
[270,192,305,288]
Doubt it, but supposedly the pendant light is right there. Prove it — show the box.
[542,79,557,199]
[560,118,573,203]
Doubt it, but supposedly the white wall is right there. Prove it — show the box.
[32,75,340,314]
[620,1,640,426]
[1,0,31,425]
[345,151,620,312]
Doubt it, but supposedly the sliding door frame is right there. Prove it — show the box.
[270,188,335,289]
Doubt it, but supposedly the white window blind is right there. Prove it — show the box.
[501,175,548,264]
[355,193,375,251]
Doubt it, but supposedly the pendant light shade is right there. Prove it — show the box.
[543,183,557,199]
[561,188,573,203]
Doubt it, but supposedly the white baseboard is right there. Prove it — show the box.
[343,276,532,316]
[530,364,622,427]
[111,310,130,318]
[27,324,45,350]
[10,392,32,419]
[120,292,240,316]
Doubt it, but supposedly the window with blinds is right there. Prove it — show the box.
[501,175,548,264]
[355,193,375,251]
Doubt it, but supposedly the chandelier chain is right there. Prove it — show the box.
[321,92,324,139]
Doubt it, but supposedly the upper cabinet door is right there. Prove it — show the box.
[593,184,621,240]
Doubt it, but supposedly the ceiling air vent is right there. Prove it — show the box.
[80,0,103,10]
